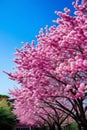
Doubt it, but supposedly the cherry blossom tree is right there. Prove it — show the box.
[8,85,70,130]
[5,0,87,129]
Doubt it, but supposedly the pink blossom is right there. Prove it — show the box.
[83,60,87,66]
[80,83,85,89]
[65,85,72,91]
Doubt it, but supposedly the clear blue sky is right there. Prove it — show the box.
[0,0,74,95]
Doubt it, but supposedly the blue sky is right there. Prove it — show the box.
[0,0,74,95]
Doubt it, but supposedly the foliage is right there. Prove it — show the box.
[62,122,78,130]
[0,94,16,129]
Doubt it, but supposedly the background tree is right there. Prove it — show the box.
[0,94,16,130]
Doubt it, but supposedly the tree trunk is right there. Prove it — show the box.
[49,124,55,130]
[78,120,87,130]
[81,126,87,130]
[78,124,81,130]
[77,123,87,130]
[56,125,62,130]
[48,124,62,130]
